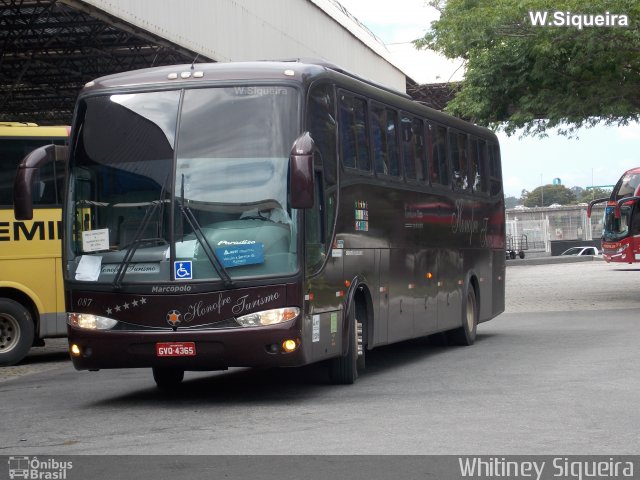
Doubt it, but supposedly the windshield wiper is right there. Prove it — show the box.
[112,172,171,289]
[178,174,233,288]
[112,199,167,289]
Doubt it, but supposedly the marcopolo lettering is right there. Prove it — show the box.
[0,220,62,241]
[151,285,192,293]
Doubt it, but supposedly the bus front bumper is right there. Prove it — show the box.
[67,321,310,371]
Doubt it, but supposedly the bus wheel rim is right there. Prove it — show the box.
[0,313,21,354]
[465,292,475,332]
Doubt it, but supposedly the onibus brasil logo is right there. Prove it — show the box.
[8,456,72,479]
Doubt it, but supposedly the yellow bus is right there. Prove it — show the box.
[0,122,69,365]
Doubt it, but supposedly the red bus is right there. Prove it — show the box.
[14,60,505,388]
[588,167,640,263]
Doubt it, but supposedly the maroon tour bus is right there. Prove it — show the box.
[14,60,505,388]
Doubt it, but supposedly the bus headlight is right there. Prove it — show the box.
[68,313,118,330]
[235,307,300,327]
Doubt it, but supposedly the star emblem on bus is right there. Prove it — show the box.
[166,310,182,327]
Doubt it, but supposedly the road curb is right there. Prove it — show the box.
[506,255,603,267]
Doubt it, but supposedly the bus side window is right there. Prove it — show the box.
[31,157,63,206]
[371,105,400,178]
[631,206,640,236]
[0,144,23,206]
[429,123,449,186]
[370,104,388,175]
[413,118,426,182]
[470,138,488,194]
[476,139,489,194]
[401,115,416,180]
[450,131,469,191]
[0,138,65,206]
[386,109,400,177]
[339,93,370,172]
[488,142,502,196]
[401,114,425,181]
[54,160,66,204]
[305,169,325,274]
[307,83,338,273]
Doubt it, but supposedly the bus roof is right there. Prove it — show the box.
[81,59,497,141]
[621,167,640,176]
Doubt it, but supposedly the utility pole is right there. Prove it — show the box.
[540,174,544,207]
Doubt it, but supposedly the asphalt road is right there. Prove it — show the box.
[1,261,639,455]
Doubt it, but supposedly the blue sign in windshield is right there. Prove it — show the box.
[215,243,265,268]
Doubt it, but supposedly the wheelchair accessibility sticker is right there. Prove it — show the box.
[174,261,193,280]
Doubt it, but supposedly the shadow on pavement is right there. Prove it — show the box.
[88,331,500,407]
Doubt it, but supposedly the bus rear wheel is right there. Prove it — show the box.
[0,298,34,366]
[152,367,184,390]
[447,285,478,346]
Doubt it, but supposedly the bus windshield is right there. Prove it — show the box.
[603,205,631,241]
[68,86,300,283]
[614,172,640,200]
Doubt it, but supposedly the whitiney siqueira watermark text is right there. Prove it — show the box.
[529,11,629,29]
[458,457,634,480]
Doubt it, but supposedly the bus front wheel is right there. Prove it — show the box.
[0,298,34,366]
[152,367,184,390]
[328,304,363,385]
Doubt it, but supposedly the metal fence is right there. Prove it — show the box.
[506,205,605,253]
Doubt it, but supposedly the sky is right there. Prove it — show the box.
[337,0,640,198]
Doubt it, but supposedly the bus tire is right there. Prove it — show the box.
[328,305,360,385]
[447,285,477,346]
[152,367,184,390]
[0,298,34,366]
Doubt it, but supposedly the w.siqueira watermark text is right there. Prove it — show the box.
[529,11,629,29]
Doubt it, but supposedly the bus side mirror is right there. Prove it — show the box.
[616,196,640,220]
[13,144,68,220]
[587,197,610,219]
[289,132,315,209]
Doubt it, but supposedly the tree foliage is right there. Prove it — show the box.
[578,187,613,203]
[415,0,640,136]
[504,196,520,208]
[521,184,576,207]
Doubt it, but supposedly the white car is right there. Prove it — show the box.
[560,246,600,256]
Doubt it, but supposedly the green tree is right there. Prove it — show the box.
[579,187,612,203]
[504,195,520,208]
[522,184,576,206]
[415,0,640,136]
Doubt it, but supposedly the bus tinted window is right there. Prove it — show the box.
[401,115,426,181]
[450,131,469,191]
[371,104,400,177]
[470,138,488,194]
[488,142,502,196]
[428,124,448,186]
[307,83,338,274]
[386,109,400,177]
[0,138,65,206]
[339,93,370,171]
